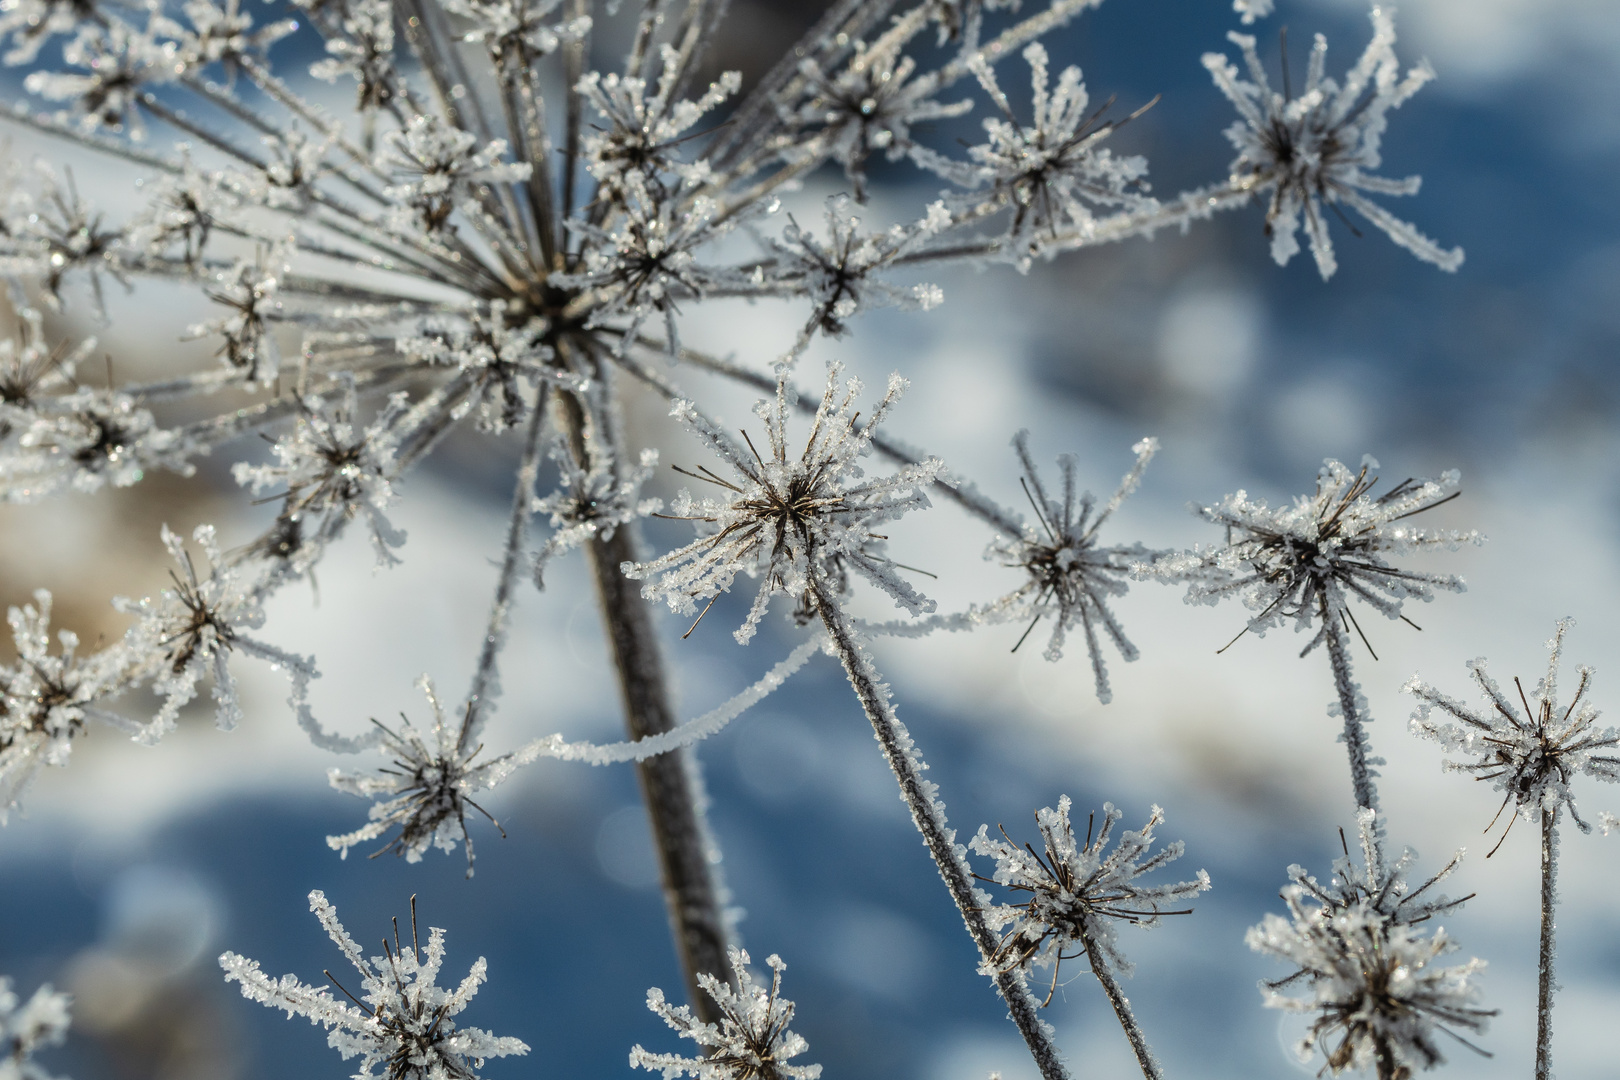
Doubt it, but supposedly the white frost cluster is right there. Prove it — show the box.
[383,114,531,237]
[981,432,1158,702]
[0,977,71,1080]
[1204,7,1463,278]
[970,797,1209,982]
[630,948,821,1080]
[220,891,528,1080]
[626,362,941,644]
[1156,457,1480,654]
[1407,618,1620,837]
[1247,811,1492,1076]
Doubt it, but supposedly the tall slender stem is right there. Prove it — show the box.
[555,390,734,1024]
[1320,601,1378,815]
[814,586,1071,1080]
[1537,808,1559,1080]
[1075,920,1161,1080]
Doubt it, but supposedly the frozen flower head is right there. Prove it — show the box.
[327,676,534,877]
[970,797,1209,1001]
[1163,458,1479,657]
[7,386,190,500]
[1406,619,1620,853]
[232,378,408,568]
[531,435,660,587]
[221,891,528,1080]
[0,977,71,1080]
[0,305,87,431]
[630,947,821,1080]
[986,433,1159,703]
[1247,811,1493,1077]
[1204,8,1463,279]
[963,43,1153,261]
[0,590,123,821]
[185,249,284,385]
[625,361,942,644]
[382,114,531,237]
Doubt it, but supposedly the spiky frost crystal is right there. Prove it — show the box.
[327,676,541,875]
[984,433,1157,702]
[970,797,1209,982]
[1407,619,1620,838]
[1158,458,1479,655]
[0,977,71,1080]
[626,363,941,644]
[630,948,821,1080]
[1204,8,1463,279]
[220,892,528,1080]
[1247,812,1492,1077]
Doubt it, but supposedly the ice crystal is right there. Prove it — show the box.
[1407,618,1620,847]
[232,377,408,568]
[0,977,71,1080]
[220,891,528,1080]
[1158,457,1479,657]
[970,797,1208,991]
[1247,811,1492,1076]
[630,947,821,1080]
[1204,8,1462,278]
[625,362,941,644]
[327,676,539,876]
[983,432,1157,702]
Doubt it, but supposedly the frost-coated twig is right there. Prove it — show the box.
[461,386,549,753]
[1537,808,1558,1080]
[1075,920,1161,1080]
[1321,598,1379,819]
[557,390,734,1022]
[814,586,1069,1080]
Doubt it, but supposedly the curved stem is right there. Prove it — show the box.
[1076,919,1161,1080]
[814,585,1071,1080]
[1537,808,1559,1080]
[555,390,734,1024]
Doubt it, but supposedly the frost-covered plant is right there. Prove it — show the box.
[971,798,1208,1080]
[0,0,1473,1075]
[0,977,71,1080]
[1405,620,1619,1079]
[1247,811,1492,1080]
[630,948,820,1080]
[220,891,528,1080]
[1154,457,1480,812]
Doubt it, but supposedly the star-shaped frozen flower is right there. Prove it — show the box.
[0,305,89,436]
[0,976,71,1080]
[0,162,126,310]
[982,432,1158,703]
[578,44,740,203]
[1203,8,1463,278]
[959,43,1153,264]
[0,0,93,66]
[22,18,177,134]
[327,676,542,877]
[183,248,285,385]
[308,0,398,117]
[1158,457,1479,657]
[1406,618,1620,851]
[398,303,561,432]
[630,947,821,1080]
[1247,810,1493,1077]
[221,892,528,1080]
[232,378,408,568]
[765,195,950,342]
[531,434,660,587]
[114,524,317,738]
[624,362,941,644]
[382,114,532,237]
[0,590,130,822]
[970,798,1208,1000]
[6,386,193,500]
[441,0,587,63]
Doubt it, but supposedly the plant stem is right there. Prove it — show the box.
[815,586,1071,1080]
[1319,604,1378,815]
[1372,1032,1400,1080]
[557,390,734,1023]
[1537,808,1559,1080]
[1076,920,1161,1080]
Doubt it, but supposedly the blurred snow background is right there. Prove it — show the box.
[3,0,1620,1078]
